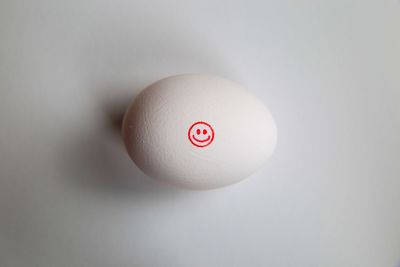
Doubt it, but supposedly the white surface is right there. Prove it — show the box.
[0,0,399,266]
[122,74,277,189]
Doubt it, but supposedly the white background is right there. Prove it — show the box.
[1,0,399,266]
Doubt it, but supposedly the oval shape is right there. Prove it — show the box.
[122,74,277,190]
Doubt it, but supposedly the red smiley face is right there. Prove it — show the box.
[188,121,215,148]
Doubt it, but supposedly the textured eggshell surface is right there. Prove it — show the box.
[122,74,277,190]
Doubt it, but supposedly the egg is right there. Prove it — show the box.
[122,74,277,190]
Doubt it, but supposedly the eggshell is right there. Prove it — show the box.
[122,74,277,190]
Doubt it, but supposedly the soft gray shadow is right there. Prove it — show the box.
[59,85,185,199]
[104,93,131,135]
[99,85,138,136]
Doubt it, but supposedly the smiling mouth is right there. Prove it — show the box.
[192,135,211,143]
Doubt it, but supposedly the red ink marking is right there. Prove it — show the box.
[192,135,211,143]
[188,121,215,148]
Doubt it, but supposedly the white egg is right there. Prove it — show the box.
[122,74,277,190]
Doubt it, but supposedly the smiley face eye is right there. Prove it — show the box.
[196,129,201,135]
[203,129,207,135]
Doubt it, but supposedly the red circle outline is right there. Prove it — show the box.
[188,121,215,148]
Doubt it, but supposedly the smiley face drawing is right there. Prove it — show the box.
[188,121,215,148]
